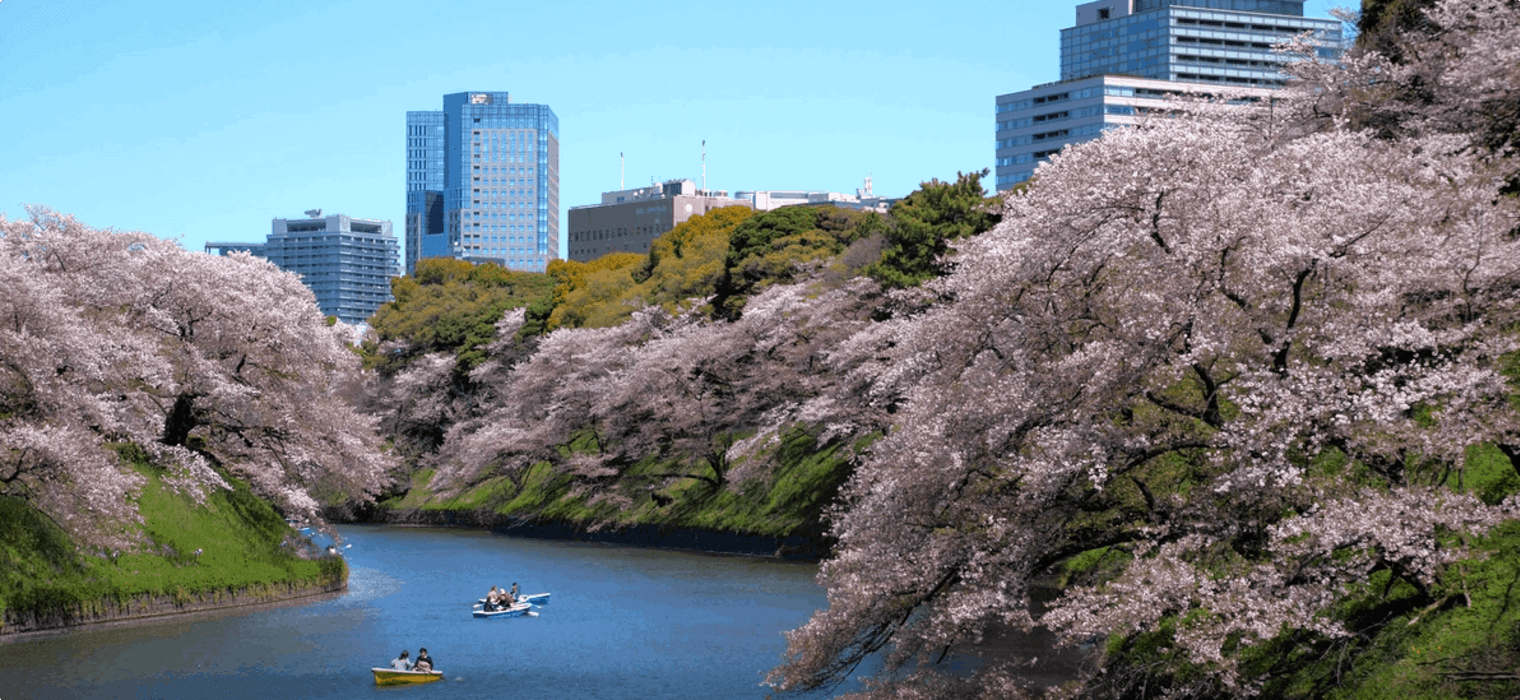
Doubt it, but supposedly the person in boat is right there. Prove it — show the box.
[483,586,500,611]
[390,650,413,671]
[413,648,434,672]
[509,582,519,603]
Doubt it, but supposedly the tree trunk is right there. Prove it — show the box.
[161,393,199,447]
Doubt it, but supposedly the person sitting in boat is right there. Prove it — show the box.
[509,582,519,603]
[413,648,434,672]
[390,650,413,671]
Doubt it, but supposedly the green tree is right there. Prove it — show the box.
[364,258,555,373]
[633,205,756,311]
[712,205,882,319]
[1358,0,1436,60]
[864,169,1003,289]
[544,253,644,329]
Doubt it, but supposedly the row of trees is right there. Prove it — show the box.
[356,2,1520,695]
[0,210,391,548]
[360,179,1002,503]
[767,2,1520,697]
[366,1,1520,697]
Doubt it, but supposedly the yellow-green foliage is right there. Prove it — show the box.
[547,206,757,329]
[634,205,756,311]
[544,253,645,329]
[0,446,339,618]
[364,257,556,371]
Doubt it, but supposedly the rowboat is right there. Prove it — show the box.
[371,667,444,685]
[475,592,551,608]
[472,601,533,618]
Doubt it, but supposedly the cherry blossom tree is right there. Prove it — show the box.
[420,271,890,510]
[591,279,884,490]
[766,13,1520,695]
[429,306,671,489]
[1288,0,1520,180]
[0,208,391,543]
[0,255,147,547]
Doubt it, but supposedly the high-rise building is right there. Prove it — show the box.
[406,92,559,274]
[567,179,751,262]
[994,0,1342,191]
[204,213,399,326]
[266,214,399,326]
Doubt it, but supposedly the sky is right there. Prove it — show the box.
[0,0,1343,265]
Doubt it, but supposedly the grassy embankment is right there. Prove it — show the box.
[0,445,344,626]
[379,429,869,545]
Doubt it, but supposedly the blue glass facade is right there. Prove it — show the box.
[994,0,1343,191]
[405,92,560,274]
[405,111,446,275]
[1060,3,1341,85]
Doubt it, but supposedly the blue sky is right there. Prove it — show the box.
[0,0,1342,264]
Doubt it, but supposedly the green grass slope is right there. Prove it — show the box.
[0,445,343,622]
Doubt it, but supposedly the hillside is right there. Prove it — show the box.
[355,177,998,550]
[1,446,344,635]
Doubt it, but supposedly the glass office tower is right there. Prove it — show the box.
[405,92,560,274]
[994,0,1342,191]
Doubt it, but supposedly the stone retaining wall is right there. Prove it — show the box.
[0,573,347,638]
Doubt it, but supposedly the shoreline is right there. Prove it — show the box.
[0,573,347,642]
[2,509,826,642]
[339,507,832,561]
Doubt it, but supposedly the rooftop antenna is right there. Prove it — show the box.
[304,209,322,219]
[620,152,625,190]
[701,139,707,192]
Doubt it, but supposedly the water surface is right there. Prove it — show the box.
[0,525,843,699]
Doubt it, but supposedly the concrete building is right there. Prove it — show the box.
[204,241,267,258]
[203,213,400,326]
[567,179,751,262]
[406,92,559,274]
[994,0,1342,191]
[266,214,399,326]
[736,178,895,213]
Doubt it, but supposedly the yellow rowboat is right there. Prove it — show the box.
[371,668,444,686]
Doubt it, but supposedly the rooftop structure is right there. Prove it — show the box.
[204,241,267,258]
[735,178,895,214]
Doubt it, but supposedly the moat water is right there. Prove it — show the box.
[0,525,851,699]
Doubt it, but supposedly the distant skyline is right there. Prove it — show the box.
[0,0,1345,263]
